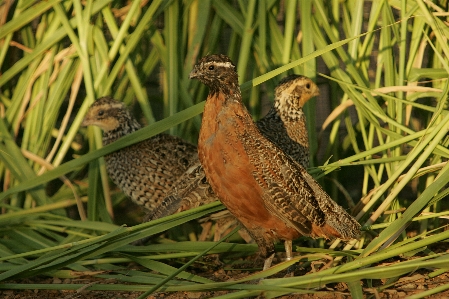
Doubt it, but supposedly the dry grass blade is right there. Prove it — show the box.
[1,1,449,298]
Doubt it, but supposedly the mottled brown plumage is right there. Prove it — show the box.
[258,74,319,168]
[190,54,360,270]
[148,75,319,225]
[81,96,198,210]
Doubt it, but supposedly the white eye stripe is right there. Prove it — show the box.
[109,103,124,109]
[204,61,234,69]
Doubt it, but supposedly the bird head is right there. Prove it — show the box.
[189,54,239,93]
[274,75,320,119]
[81,96,135,132]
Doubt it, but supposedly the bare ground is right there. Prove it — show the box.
[2,261,449,299]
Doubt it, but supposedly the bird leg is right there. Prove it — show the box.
[263,253,275,271]
[262,241,295,272]
[284,240,296,277]
[284,240,293,261]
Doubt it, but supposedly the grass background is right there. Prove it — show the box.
[1,0,449,298]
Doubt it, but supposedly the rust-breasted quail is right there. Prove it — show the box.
[190,54,360,270]
[149,75,320,228]
[81,96,198,211]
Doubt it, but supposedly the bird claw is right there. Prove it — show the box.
[309,257,334,273]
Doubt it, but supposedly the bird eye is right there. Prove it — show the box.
[305,83,311,89]
[98,109,104,116]
[208,65,215,70]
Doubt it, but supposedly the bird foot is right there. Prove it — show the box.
[262,253,275,271]
[283,263,297,277]
[309,257,334,273]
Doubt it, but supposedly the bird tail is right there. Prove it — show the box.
[321,199,361,240]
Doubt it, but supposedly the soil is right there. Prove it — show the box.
[3,204,449,298]
[2,262,449,299]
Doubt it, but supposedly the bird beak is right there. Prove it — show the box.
[189,67,199,79]
[81,117,90,127]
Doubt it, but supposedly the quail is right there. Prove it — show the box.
[81,96,198,211]
[190,54,360,270]
[148,75,320,233]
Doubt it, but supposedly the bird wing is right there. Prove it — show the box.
[261,180,317,236]
[146,195,183,221]
[173,163,217,204]
[300,170,361,240]
[258,151,327,236]
[243,128,360,240]
[262,146,361,240]
[240,130,326,235]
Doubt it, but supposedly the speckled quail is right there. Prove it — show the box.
[191,54,360,270]
[81,96,198,211]
[148,74,320,231]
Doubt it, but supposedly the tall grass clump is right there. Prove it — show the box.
[0,0,449,298]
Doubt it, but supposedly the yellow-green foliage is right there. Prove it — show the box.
[1,1,449,298]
